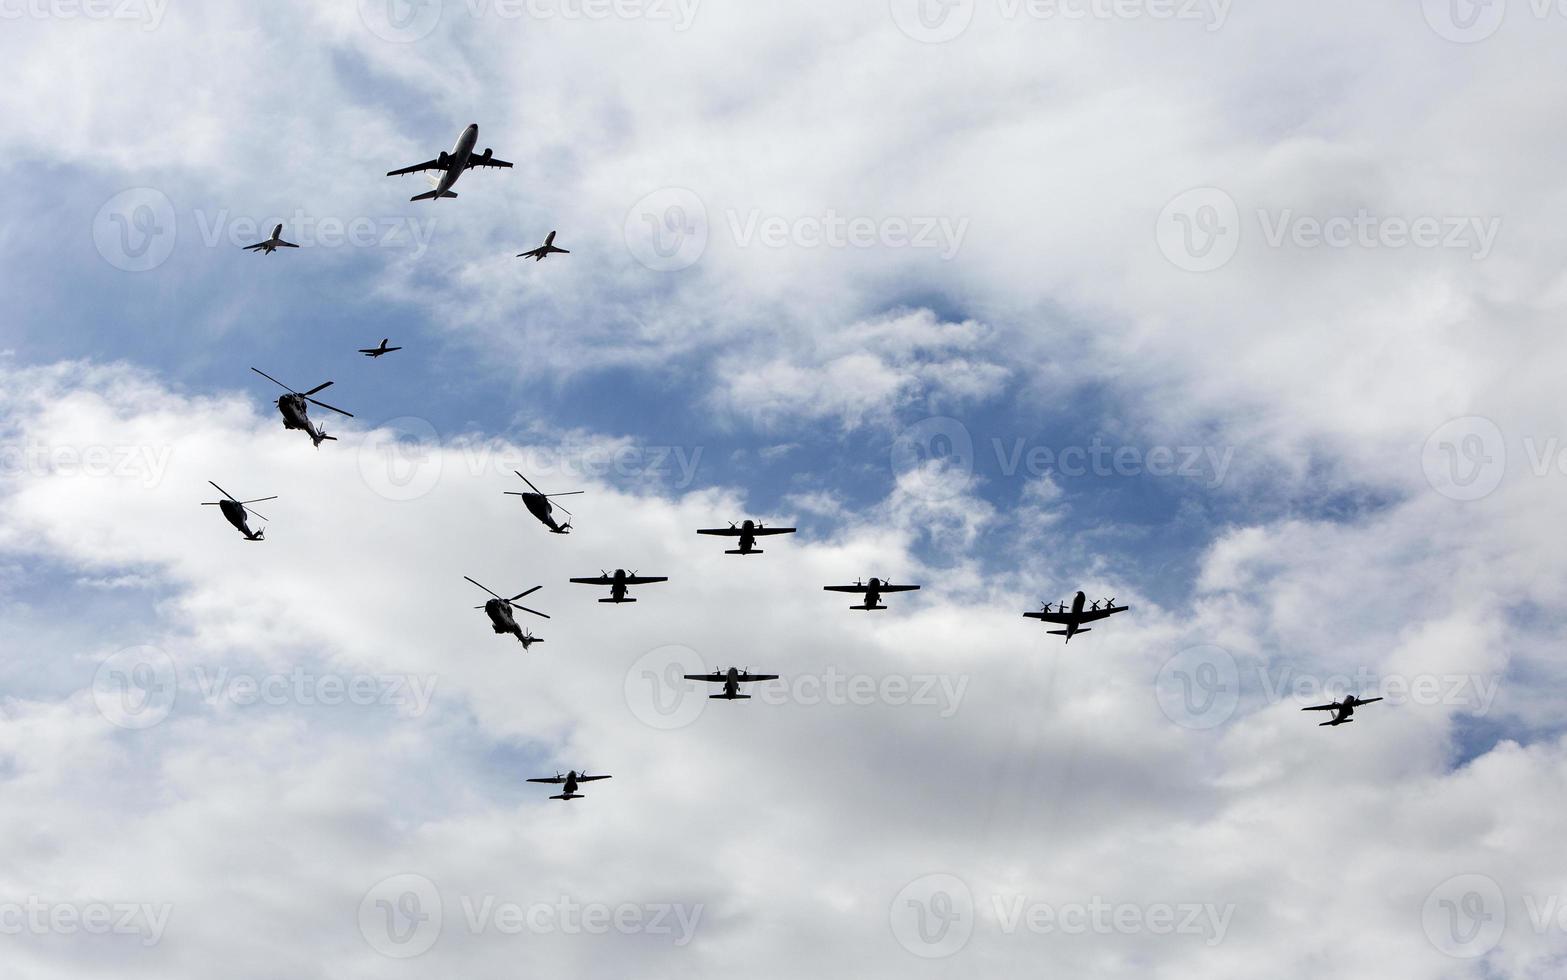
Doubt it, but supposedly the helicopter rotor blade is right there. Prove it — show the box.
[244,506,270,522]
[238,496,278,505]
[552,500,573,517]
[305,396,354,418]
[514,471,544,495]
[209,481,239,502]
[511,604,550,620]
[303,381,334,396]
[249,367,294,393]
[508,585,542,601]
[464,576,505,601]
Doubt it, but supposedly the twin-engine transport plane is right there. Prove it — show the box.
[823,577,920,611]
[386,123,513,202]
[684,667,779,700]
[242,224,298,254]
[358,339,402,358]
[518,230,569,261]
[569,569,669,603]
[465,576,548,644]
[696,520,796,555]
[528,770,611,801]
[1024,591,1130,642]
[505,471,581,534]
[250,367,353,447]
[1303,694,1384,727]
[201,481,276,540]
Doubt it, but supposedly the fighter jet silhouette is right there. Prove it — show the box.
[242,224,299,254]
[517,230,569,261]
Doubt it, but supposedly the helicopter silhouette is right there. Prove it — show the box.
[250,367,353,447]
[200,481,275,540]
[464,576,549,644]
[505,471,582,534]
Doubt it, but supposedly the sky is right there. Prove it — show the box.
[3,0,1567,976]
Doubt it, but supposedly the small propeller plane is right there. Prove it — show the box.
[823,577,920,611]
[527,770,610,801]
[250,367,353,447]
[201,481,275,540]
[1302,694,1384,727]
[505,471,582,534]
[569,569,669,603]
[683,667,779,700]
[517,230,569,261]
[242,224,299,254]
[696,520,796,555]
[465,576,549,644]
[1023,591,1129,642]
[386,123,512,202]
[358,339,402,358]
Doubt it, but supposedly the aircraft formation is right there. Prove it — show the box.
[213,122,1380,800]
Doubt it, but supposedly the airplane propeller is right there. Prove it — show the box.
[249,367,354,417]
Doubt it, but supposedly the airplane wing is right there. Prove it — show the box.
[577,774,611,782]
[466,155,513,170]
[277,240,300,248]
[623,575,668,585]
[1301,703,1340,712]
[526,776,566,784]
[1023,610,1073,623]
[516,248,544,258]
[683,673,728,683]
[386,158,446,177]
[1357,697,1385,705]
[752,527,796,536]
[738,672,779,682]
[1076,605,1129,624]
[823,585,871,594]
[696,528,743,536]
[358,348,380,354]
[243,242,268,250]
[569,576,612,585]
[879,584,920,593]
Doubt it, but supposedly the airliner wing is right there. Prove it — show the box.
[467,155,513,169]
[386,158,445,177]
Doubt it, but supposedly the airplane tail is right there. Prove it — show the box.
[1321,718,1353,727]
[599,597,636,603]
[410,190,459,202]
[711,693,752,700]
[550,793,583,800]
[850,604,886,611]
[725,548,760,555]
[1047,627,1088,638]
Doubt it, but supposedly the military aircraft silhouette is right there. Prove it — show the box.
[684,667,779,699]
[1303,694,1384,727]
[527,770,610,801]
[250,367,353,447]
[358,339,402,358]
[201,481,275,540]
[569,569,668,603]
[823,577,920,611]
[517,230,569,261]
[696,520,796,555]
[465,576,549,644]
[1023,591,1129,642]
[505,471,581,533]
[386,123,512,202]
[242,224,298,254]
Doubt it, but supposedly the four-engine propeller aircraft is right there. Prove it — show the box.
[242,223,299,254]
[1024,591,1129,642]
[505,471,582,534]
[684,667,779,700]
[465,576,549,644]
[386,123,512,202]
[696,520,796,555]
[569,569,669,603]
[250,367,353,447]
[358,339,402,358]
[527,770,610,801]
[517,230,569,261]
[823,577,920,611]
[1303,694,1384,727]
[201,481,276,540]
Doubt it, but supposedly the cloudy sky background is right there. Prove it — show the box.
[3,0,1567,976]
